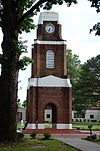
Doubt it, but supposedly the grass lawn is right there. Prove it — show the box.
[0,139,78,151]
[72,121,100,131]
[17,122,25,130]
[96,141,100,145]
[17,121,100,131]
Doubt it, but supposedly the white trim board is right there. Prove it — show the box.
[57,124,72,129]
[27,75,72,89]
[26,123,72,129]
[26,123,36,129]
[34,40,67,45]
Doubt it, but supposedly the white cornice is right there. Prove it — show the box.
[34,40,67,45]
[38,12,60,24]
[27,75,72,89]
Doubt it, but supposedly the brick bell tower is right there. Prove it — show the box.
[26,12,72,129]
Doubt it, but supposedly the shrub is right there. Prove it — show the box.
[86,136,91,140]
[17,132,24,139]
[77,127,80,130]
[83,119,86,122]
[76,119,78,122]
[30,131,36,139]
[43,132,51,140]
[92,134,97,140]
[85,134,97,141]
[88,124,93,136]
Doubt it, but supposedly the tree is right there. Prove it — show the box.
[88,0,100,35]
[66,49,81,86]
[66,49,81,111]
[22,100,27,108]
[0,0,77,142]
[74,55,100,113]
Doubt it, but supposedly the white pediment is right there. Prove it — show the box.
[28,75,72,89]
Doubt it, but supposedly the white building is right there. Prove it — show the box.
[85,110,100,122]
[17,107,26,122]
[72,109,100,122]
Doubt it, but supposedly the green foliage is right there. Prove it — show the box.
[90,22,100,35]
[18,56,33,70]
[43,132,51,140]
[30,131,36,139]
[88,0,100,35]
[0,0,78,142]
[74,55,100,112]
[73,121,100,131]
[39,0,78,10]
[66,49,81,110]
[88,0,100,12]
[20,16,36,33]
[0,139,79,151]
[66,49,81,86]
[88,124,93,136]
[22,100,27,108]
[17,132,24,139]
[17,0,36,14]
[18,38,28,55]
[17,122,25,130]
[1,0,78,63]
[86,134,97,141]
[18,0,77,33]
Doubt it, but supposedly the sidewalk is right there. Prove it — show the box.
[56,136,100,151]
[24,129,100,151]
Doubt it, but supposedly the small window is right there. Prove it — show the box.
[90,115,94,119]
[46,114,50,118]
[46,50,54,68]
[74,113,78,118]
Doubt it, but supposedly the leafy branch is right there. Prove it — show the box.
[19,0,77,29]
[88,0,100,35]
[90,22,100,35]
[18,56,33,70]
[18,38,28,55]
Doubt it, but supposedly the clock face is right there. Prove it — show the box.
[45,23,55,33]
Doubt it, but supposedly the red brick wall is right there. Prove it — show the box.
[37,21,62,41]
[27,19,72,127]
[27,87,72,124]
[31,44,67,78]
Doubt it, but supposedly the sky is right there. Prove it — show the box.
[0,0,100,102]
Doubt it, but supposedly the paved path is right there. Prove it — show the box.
[56,135,100,151]
[24,129,100,151]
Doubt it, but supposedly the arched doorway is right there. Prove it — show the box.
[44,103,57,128]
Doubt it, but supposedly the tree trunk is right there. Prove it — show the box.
[0,32,19,142]
[0,0,20,141]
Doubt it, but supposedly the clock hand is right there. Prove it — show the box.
[48,28,51,31]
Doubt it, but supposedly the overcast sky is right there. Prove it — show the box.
[0,0,100,102]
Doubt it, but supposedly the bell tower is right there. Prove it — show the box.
[26,12,72,129]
